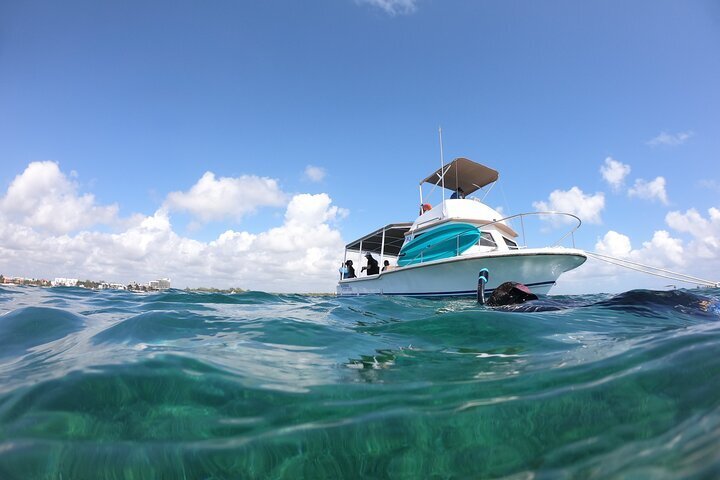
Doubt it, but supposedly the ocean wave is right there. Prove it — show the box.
[0,287,719,478]
[0,307,85,359]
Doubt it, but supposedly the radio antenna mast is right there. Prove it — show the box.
[439,127,446,214]
[439,127,445,187]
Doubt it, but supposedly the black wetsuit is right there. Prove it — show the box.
[365,258,379,275]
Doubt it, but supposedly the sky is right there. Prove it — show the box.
[1,0,719,293]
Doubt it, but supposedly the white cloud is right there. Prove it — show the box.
[600,157,631,191]
[595,230,683,267]
[647,131,693,147]
[621,208,720,273]
[666,207,716,236]
[356,0,418,15]
[285,193,348,225]
[595,230,632,257]
[628,177,669,205]
[164,172,286,223]
[666,207,720,260]
[0,163,348,292]
[557,206,720,294]
[304,165,326,183]
[557,229,687,294]
[634,230,684,266]
[0,161,118,234]
[698,179,720,193]
[533,187,605,224]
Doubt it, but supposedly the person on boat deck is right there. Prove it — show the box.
[361,253,380,275]
[340,260,356,279]
[381,260,394,272]
[450,187,465,199]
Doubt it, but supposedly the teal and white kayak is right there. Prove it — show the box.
[398,222,481,267]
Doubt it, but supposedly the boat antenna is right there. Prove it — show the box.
[439,126,446,213]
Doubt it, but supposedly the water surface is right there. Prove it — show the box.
[1,286,719,479]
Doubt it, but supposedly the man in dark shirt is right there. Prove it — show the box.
[450,187,465,199]
[362,253,379,275]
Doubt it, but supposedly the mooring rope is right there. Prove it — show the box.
[584,251,719,288]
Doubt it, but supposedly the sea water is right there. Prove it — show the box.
[0,285,719,479]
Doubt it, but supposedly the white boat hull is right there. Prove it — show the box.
[337,248,586,297]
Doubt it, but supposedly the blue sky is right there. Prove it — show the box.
[1,0,718,292]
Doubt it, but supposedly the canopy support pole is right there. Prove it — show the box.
[380,228,386,269]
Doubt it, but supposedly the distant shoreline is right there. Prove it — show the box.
[0,283,337,296]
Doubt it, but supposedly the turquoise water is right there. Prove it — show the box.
[1,286,719,479]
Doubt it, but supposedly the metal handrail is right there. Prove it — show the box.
[480,211,582,248]
[399,211,582,266]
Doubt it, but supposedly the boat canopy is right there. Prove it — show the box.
[421,157,499,195]
[345,223,413,256]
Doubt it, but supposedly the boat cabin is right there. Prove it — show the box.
[341,158,522,276]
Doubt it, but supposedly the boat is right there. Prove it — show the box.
[337,157,587,297]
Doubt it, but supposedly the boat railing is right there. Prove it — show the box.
[482,211,582,249]
[401,211,582,266]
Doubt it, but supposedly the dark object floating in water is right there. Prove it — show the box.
[476,269,538,306]
[486,281,539,307]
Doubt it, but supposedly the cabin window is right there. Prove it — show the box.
[478,232,497,248]
[503,237,519,249]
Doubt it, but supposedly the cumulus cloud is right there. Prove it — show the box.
[533,186,605,224]
[595,230,632,257]
[634,230,684,266]
[164,172,286,223]
[304,165,326,183]
[285,193,348,225]
[558,206,720,294]
[628,177,669,205]
[596,230,683,267]
[556,229,681,294]
[0,163,347,292]
[666,207,720,260]
[647,131,694,147]
[627,208,720,272]
[600,157,631,191]
[0,161,118,234]
[356,0,418,15]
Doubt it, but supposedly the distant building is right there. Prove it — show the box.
[0,276,50,287]
[52,278,78,287]
[148,278,171,290]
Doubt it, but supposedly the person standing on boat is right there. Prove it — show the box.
[362,253,379,275]
[340,260,356,279]
[450,187,465,199]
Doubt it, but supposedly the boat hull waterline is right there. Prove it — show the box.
[337,248,587,297]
